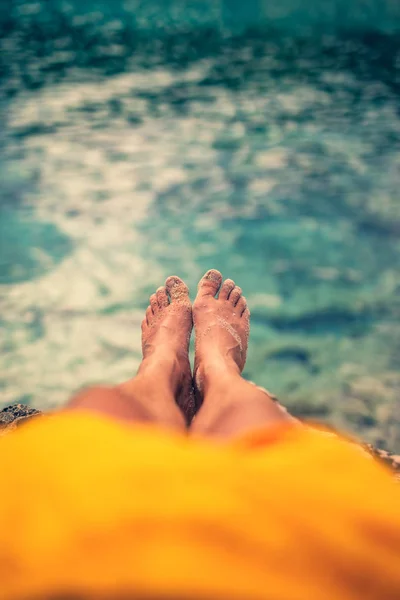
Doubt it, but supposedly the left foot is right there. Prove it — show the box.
[139,276,195,422]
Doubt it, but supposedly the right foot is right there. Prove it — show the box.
[193,269,250,401]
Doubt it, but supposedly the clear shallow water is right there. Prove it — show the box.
[1,2,400,449]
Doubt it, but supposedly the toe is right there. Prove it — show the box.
[197,269,222,298]
[156,286,169,308]
[141,317,148,332]
[219,279,235,300]
[150,294,158,314]
[146,306,153,325]
[237,295,247,315]
[166,275,190,304]
[229,286,242,306]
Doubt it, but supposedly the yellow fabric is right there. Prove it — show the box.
[0,412,399,600]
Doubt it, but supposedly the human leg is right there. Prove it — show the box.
[67,276,194,432]
[190,270,296,439]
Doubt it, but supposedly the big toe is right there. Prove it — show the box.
[197,269,223,298]
[165,275,190,304]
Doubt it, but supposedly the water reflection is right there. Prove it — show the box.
[0,2,399,449]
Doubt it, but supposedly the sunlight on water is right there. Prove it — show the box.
[1,0,400,449]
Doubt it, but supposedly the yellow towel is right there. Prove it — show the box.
[0,412,399,600]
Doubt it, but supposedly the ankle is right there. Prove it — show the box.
[141,344,189,369]
[136,352,186,396]
[196,358,241,397]
[139,352,177,374]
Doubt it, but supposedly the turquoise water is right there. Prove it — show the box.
[1,1,400,449]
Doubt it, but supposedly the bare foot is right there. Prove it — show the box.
[193,269,250,403]
[140,276,195,422]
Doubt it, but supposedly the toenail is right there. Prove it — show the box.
[205,269,220,280]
